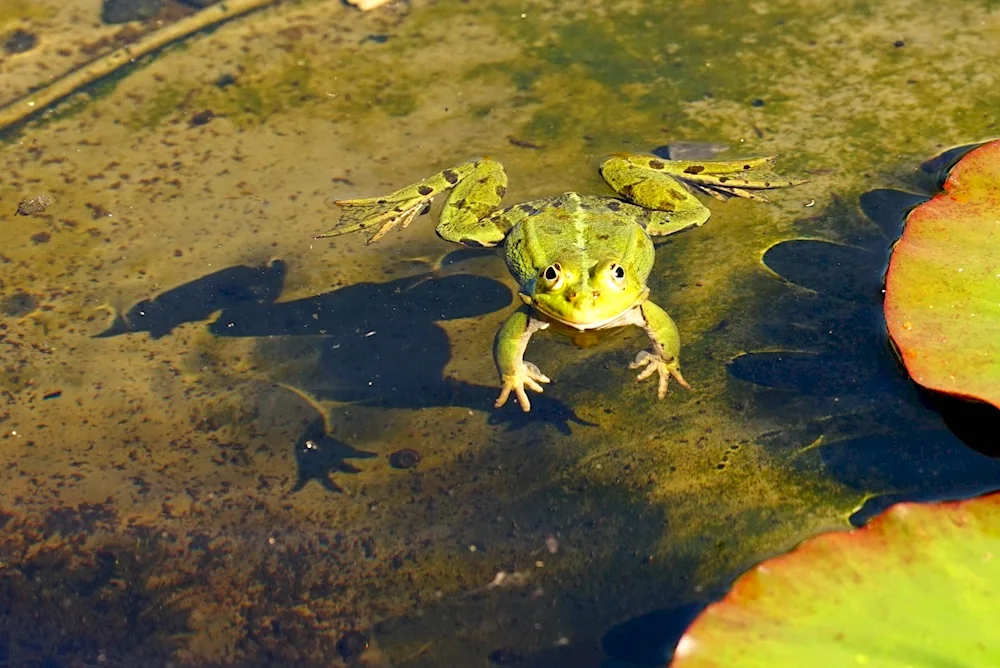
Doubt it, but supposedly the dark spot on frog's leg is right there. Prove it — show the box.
[443,169,459,184]
[452,199,467,210]
[518,203,540,215]
[377,198,387,204]
[684,165,705,174]
[648,159,665,170]
[606,200,622,212]
[496,184,507,198]
[597,233,610,240]
[718,177,729,183]
[765,182,771,187]
[743,164,752,170]
[620,184,636,200]
[417,185,433,196]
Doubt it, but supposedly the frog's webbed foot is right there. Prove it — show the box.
[629,350,690,400]
[317,189,435,244]
[671,155,808,202]
[495,361,551,412]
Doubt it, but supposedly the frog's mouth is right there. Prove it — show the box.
[521,288,649,331]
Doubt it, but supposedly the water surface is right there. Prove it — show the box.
[2,1,1000,666]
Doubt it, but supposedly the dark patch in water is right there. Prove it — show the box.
[602,602,704,665]
[730,186,1000,516]
[292,418,377,493]
[1,291,38,317]
[95,260,287,339]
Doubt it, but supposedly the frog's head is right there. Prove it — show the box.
[520,258,649,330]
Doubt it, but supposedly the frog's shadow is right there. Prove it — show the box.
[97,257,592,491]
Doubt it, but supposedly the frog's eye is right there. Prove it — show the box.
[541,263,564,289]
[609,263,627,286]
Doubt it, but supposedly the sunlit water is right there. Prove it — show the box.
[2,1,1000,666]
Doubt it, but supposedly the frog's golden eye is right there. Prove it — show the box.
[609,262,627,286]
[541,263,563,289]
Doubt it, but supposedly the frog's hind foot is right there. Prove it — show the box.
[685,181,773,203]
[316,191,434,245]
[679,155,807,202]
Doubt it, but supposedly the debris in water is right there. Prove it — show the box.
[389,448,420,469]
[336,630,370,660]
[16,194,53,216]
[4,29,38,54]
[488,647,524,665]
[346,0,394,10]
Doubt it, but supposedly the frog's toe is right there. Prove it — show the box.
[523,362,551,386]
[495,362,551,412]
[316,194,431,244]
[629,350,690,399]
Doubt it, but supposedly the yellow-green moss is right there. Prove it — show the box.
[0,0,53,29]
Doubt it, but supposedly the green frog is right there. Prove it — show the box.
[317,153,802,412]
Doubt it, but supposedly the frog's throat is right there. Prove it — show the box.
[519,288,649,331]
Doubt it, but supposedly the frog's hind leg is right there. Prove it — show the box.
[600,153,806,237]
[317,158,510,246]
[599,155,712,238]
[435,159,513,247]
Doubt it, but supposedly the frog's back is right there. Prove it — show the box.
[502,193,655,287]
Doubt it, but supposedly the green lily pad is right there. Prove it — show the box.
[670,491,1000,667]
[884,139,1000,409]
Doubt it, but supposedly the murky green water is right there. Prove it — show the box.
[2,0,999,666]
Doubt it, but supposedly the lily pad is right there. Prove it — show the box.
[884,139,1000,409]
[670,491,1000,667]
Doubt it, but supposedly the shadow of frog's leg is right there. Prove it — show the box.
[317,158,509,245]
[493,306,551,412]
[621,301,691,399]
[599,155,713,238]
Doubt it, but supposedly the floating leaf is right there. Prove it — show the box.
[884,139,1000,409]
[670,491,1000,667]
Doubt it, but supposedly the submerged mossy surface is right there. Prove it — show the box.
[1,0,1000,666]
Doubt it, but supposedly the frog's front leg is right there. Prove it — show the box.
[317,158,514,247]
[493,307,551,412]
[622,301,691,399]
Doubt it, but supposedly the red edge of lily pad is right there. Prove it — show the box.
[883,139,1000,409]
[669,490,1000,667]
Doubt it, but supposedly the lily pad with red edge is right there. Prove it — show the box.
[669,491,1000,667]
[884,138,1000,409]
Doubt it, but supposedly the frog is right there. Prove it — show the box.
[317,153,802,412]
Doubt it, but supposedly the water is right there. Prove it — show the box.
[2,0,1000,666]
